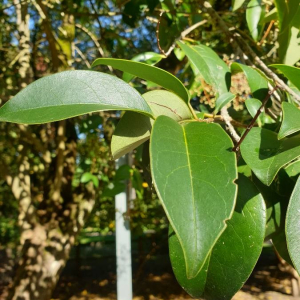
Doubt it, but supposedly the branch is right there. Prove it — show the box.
[199,1,300,105]
[156,12,207,57]
[75,24,113,72]
[220,107,240,143]
[74,45,91,68]
[232,86,279,152]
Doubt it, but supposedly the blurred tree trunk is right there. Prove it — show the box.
[5,3,97,299]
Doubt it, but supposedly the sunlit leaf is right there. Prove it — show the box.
[240,127,300,185]
[214,92,235,114]
[278,102,300,139]
[92,58,190,103]
[178,41,230,96]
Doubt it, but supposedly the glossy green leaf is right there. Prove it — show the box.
[91,58,190,103]
[178,41,230,96]
[232,0,246,11]
[286,176,300,274]
[0,71,153,124]
[111,90,192,159]
[245,98,274,126]
[122,52,164,82]
[245,98,263,126]
[240,127,300,185]
[151,116,237,278]
[270,65,300,90]
[278,102,300,139]
[214,92,235,114]
[246,0,264,41]
[231,63,269,101]
[169,175,266,300]
[285,160,300,177]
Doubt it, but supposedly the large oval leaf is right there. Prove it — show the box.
[0,71,153,124]
[169,175,266,300]
[150,116,237,279]
[231,63,269,101]
[178,41,231,96]
[278,102,300,139]
[111,90,192,159]
[286,176,300,274]
[91,58,190,103]
[240,127,300,186]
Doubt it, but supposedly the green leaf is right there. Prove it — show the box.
[214,92,235,114]
[261,7,277,24]
[232,0,246,11]
[111,112,152,160]
[111,90,192,159]
[122,52,164,83]
[91,58,190,103]
[81,172,99,188]
[150,116,237,278]
[169,175,266,300]
[245,98,275,126]
[270,65,300,90]
[177,41,230,96]
[246,0,264,41]
[231,63,269,101]
[285,160,300,177]
[240,127,300,186]
[286,176,300,274]
[278,102,300,139]
[0,71,153,124]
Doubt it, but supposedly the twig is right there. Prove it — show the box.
[74,45,91,68]
[75,24,113,72]
[220,107,240,143]
[258,20,274,46]
[199,1,300,105]
[156,11,207,57]
[232,86,279,152]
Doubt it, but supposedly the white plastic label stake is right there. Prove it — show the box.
[115,155,133,300]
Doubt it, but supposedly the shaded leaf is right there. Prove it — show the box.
[240,127,300,185]
[111,90,192,159]
[92,58,190,103]
[278,102,300,139]
[0,71,153,124]
[169,175,266,300]
[286,176,300,274]
[151,116,237,278]
[178,41,230,96]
